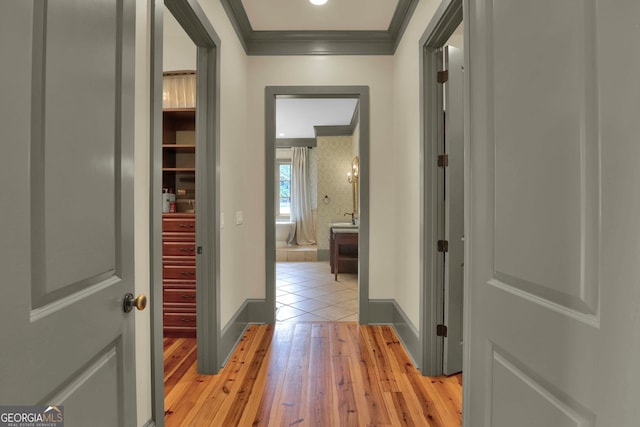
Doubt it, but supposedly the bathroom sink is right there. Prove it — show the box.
[331,222,358,228]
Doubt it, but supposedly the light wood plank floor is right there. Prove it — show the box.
[164,323,462,426]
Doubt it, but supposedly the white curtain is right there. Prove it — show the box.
[288,147,316,245]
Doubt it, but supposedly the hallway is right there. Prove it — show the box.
[164,323,462,426]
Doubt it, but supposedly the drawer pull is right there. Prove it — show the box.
[181,294,196,299]
[179,223,194,228]
[180,271,196,276]
[181,318,196,323]
[179,247,195,252]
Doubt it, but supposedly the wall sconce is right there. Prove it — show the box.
[348,156,359,214]
[347,157,359,184]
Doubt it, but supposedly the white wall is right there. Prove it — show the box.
[163,10,197,71]
[246,55,396,301]
[195,0,251,328]
[392,0,441,327]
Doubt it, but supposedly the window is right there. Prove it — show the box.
[276,161,291,218]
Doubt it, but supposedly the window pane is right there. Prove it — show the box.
[277,163,291,217]
[280,164,290,181]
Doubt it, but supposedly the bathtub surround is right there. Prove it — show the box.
[276,244,318,262]
[275,220,295,247]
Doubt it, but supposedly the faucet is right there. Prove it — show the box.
[344,212,356,225]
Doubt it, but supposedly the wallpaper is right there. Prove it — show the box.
[317,135,355,250]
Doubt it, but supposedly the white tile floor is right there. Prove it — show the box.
[276,260,358,322]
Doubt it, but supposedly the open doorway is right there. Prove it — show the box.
[265,86,372,325]
[438,36,464,376]
[419,0,464,378]
[150,0,221,425]
[160,3,198,409]
[274,98,360,322]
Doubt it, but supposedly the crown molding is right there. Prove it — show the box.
[220,0,419,55]
[314,125,353,137]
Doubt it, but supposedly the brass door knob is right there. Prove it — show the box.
[123,293,147,313]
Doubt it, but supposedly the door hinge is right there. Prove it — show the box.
[437,70,449,83]
[437,324,448,337]
[437,154,449,167]
[437,240,449,252]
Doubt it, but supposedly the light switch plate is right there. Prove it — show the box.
[221,212,224,229]
[235,211,244,225]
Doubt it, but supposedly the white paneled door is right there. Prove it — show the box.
[0,1,137,425]
[465,0,640,425]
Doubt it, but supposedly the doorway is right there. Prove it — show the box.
[265,86,372,324]
[150,0,221,425]
[160,4,198,416]
[419,0,464,377]
[274,98,360,322]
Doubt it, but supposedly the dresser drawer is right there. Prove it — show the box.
[163,287,197,304]
[162,231,195,242]
[162,213,197,338]
[163,264,196,279]
[163,311,197,327]
[162,216,195,232]
[163,241,196,256]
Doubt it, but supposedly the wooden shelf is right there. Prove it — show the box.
[162,96,196,338]
[163,168,195,172]
[163,108,196,112]
[163,144,196,150]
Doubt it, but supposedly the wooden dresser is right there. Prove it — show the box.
[162,72,197,337]
[162,213,196,337]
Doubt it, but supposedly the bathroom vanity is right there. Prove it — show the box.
[330,224,359,280]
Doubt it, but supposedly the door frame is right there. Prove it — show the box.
[265,86,371,324]
[418,0,463,376]
[149,0,221,425]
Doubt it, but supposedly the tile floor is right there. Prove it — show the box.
[276,260,358,322]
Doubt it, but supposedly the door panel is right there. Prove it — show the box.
[443,46,464,375]
[0,1,136,424]
[47,344,121,427]
[37,0,118,297]
[33,0,119,304]
[466,0,640,425]
[491,349,593,427]
[492,0,599,315]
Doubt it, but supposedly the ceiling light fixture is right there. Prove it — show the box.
[309,0,328,5]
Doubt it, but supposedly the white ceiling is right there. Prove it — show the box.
[276,98,359,139]
[242,0,398,31]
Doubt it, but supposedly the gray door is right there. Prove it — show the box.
[443,46,464,376]
[465,0,640,425]
[0,1,137,426]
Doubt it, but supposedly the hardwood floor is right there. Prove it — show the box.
[164,323,462,426]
